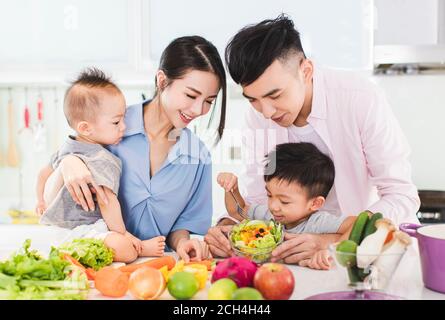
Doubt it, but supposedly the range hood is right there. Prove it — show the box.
[373,0,445,74]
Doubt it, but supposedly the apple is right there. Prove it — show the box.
[253,263,295,300]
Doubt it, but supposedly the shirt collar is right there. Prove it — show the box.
[308,63,327,120]
[123,100,206,161]
[123,100,148,137]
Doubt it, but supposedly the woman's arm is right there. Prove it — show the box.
[59,155,108,211]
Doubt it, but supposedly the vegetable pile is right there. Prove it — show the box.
[229,219,283,263]
[335,211,412,289]
[57,238,114,271]
[0,240,89,300]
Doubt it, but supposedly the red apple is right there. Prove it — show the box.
[253,263,295,300]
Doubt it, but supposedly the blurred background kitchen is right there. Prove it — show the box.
[0,0,444,225]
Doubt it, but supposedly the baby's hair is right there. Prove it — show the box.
[63,67,122,127]
[264,142,335,199]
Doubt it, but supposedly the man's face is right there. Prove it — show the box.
[242,57,313,127]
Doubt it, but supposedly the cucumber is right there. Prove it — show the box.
[348,211,370,244]
[362,212,383,240]
[347,266,361,285]
[335,240,357,267]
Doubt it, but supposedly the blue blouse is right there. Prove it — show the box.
[107,101,213,240]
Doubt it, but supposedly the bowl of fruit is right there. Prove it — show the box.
[229,219,284,264]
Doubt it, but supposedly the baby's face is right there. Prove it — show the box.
[265,178,313,227]
[89,92,127,145]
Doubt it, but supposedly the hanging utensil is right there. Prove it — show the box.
[34,95,47,153]
[6,94,19,167]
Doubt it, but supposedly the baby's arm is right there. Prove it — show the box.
[97,187,126,234]
[35,165,54,215]
[217,172,249,221]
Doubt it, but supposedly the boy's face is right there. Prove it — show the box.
[265,178,321,228]
[158,69,220,130]
[88,91,127,145]
[241,57,313,127]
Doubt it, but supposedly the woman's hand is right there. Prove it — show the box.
[217,172,239,193]
[60,155,108,211]
[176,238,212,263]
[204,225,234,258]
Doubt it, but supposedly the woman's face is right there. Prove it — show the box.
[158,69,220,129]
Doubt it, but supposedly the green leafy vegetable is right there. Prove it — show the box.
[57,238,114,270]
[0,239,89,300]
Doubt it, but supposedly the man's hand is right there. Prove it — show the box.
[271,233,331,264]
[204,225,234,258]
[298,249,332,270]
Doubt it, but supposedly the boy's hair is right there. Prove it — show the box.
[225,14,306,86]
[64,67,121,127]
[264,142,335,199]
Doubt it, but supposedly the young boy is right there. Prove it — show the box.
[35,68,165,262]
[217,142,356,270]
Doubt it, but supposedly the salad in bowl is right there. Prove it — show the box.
[229,219,284,263]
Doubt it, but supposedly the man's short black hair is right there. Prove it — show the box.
[264,142,335,199]
[225,14,306,86]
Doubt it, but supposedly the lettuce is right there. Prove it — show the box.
[56,238,114,271]
[0,240,89,300]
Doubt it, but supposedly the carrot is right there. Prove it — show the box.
[63,253,85,270]
[119,256,176,273]
[384,231,394,244]
[94,266,129,297]
[86,268,97,281]
[185,259,214,271]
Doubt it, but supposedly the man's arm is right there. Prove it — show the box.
[97,187,126,234]
[359,87,420,224]
[336,216,356,242]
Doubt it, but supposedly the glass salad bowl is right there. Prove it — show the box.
[228,219,284,263]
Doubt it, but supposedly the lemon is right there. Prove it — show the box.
[208,279,238,300]
[167,272,199,300]
[232,287,263,300]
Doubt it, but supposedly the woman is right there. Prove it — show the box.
[58,36,226,262]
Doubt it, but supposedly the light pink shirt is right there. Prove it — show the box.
[240,66,420,225]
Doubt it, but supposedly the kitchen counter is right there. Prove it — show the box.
[1,224,444,300]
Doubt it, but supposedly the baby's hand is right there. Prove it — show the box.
[35,200,47,216]
[217,172,238,193]
[125,232,143,255]
[299,249,332,270]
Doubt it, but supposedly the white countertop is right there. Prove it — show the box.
[1,224,444,300]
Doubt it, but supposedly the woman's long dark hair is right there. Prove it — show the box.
[154,36,226,144]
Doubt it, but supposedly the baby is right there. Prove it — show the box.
[35,68,165,262]
[217,142,356,269]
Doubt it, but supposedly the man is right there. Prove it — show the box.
[205,14,420,265]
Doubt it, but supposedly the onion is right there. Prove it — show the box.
[129,266,166,300]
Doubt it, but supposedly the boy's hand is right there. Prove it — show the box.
[217,172,238,192]
[299,249,332,270]
[35,200,47,216]
[125,232,143,255]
